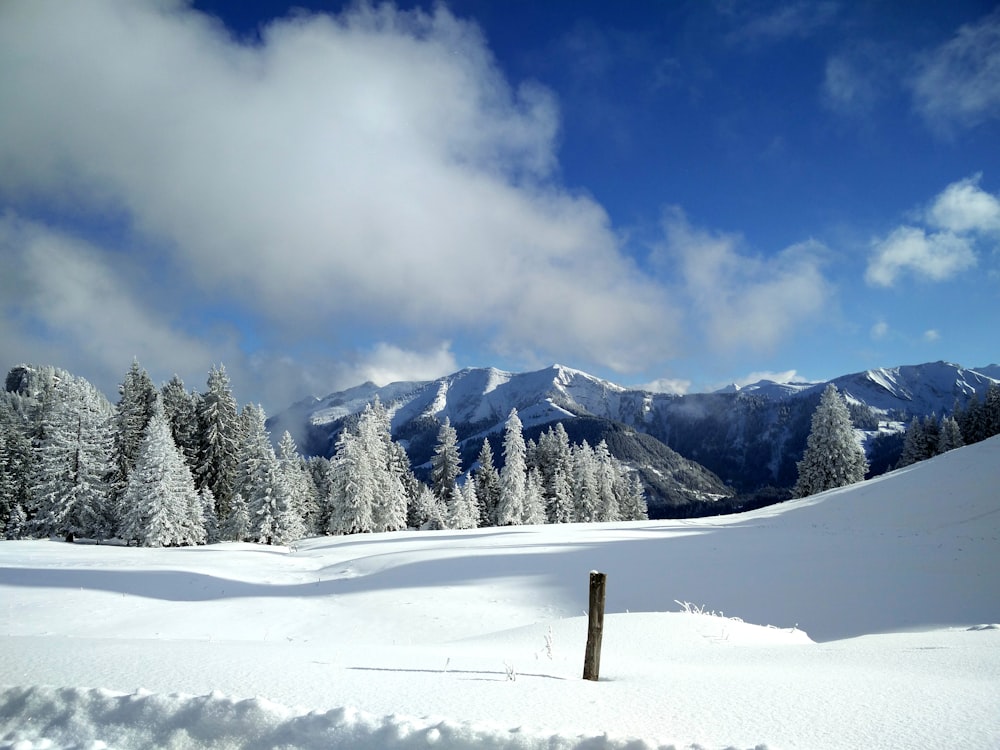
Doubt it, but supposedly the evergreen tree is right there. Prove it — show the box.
[220,492,250,542]
[572,440,599,522]
[537,424,574,524]
[30,376,114,541]
[957,393,986,444]
[473,438,501,527]
[307,455,334,533]
[327,421,375,534]
[618,472,649,521]
[496,408,527,525]
[0,402,33,534]
[410,484,446,530]
[199,487,220,543]
[450,477,479,529]
[111,360,159,519]
[921,414,941,456]
[196,365,241,518]
[161,375,200,469]
[937,415,964,454]
[897,416,931,468]
[592,440,621,522]
[793,384,868,497]
[430,418,461,510]
[182,487,208,546]
[985,382,1000,439]
[522,467,546,525]
[326,398,408,535]
[366,397,408,533]
[5,503,26,540]
[392,440,423,528]
[278,431,320,536]
[237,405,302,546]
[119,408,200,547]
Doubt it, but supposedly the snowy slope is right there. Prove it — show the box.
[2,436,999,749]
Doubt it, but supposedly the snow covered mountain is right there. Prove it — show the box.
[831,361,997,412]
[267,365,733,515]
[270,361,999,505]
[272,364,644,448]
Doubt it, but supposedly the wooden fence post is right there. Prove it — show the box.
[583,570,606,681]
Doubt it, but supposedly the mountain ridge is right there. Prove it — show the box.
[268,360,998,511]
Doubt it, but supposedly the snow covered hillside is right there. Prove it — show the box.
[2,436,999,749]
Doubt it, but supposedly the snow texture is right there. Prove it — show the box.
[2,437,999,749]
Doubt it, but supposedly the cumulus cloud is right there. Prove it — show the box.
[923,329,941,343]
[656,208,831,353]
[0,0,680,388]
[866,227,976,287]
[911,10,1000,132]
[866,175,995,287]
[926,174,1000,233]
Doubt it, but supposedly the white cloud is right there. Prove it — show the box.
[870,320,890,340]
[926,174,1000,234]
[866,226,976,286]
[0,0,680,381]
[823,55,872,113]
[727,2,840,45]
[735,369,807,387]
[821,43,898,117]
[865,176,996,287]
[911,10,1000,132]
[657,208,831,353]
[923,329,941,343]
[0,214,227,396]
[352,342,459,387]
[639,377,691,395]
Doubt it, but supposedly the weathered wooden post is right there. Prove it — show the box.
[583,570,606,681]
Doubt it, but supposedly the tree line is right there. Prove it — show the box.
[0,362,647,545]
[792,381,1000,500]
[895,385,1000,469]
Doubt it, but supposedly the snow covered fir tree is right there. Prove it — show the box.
[0,362,648,545]
[793,384,868,498]
[2,360,999,544]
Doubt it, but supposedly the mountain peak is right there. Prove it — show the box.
[267,359,998,513]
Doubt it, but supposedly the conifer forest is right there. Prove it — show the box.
[0,362,648,546]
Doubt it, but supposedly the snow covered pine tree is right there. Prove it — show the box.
[794,384,868,498]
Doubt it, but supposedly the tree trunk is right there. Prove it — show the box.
[583,571,606,681]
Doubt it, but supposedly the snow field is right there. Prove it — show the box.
[2,437,1000,749]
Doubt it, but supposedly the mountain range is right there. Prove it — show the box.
[268,361,999,517]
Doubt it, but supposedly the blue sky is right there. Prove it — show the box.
[1,0,998,412]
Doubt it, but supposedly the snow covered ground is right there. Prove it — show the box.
[2,437,999,749]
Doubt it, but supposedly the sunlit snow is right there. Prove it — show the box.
[2,437,999,749]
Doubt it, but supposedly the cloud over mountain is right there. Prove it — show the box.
[0,0,680,394]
